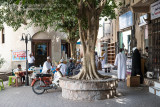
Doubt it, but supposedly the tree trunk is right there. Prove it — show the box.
[72,8,110,80]
[70,41,77,60]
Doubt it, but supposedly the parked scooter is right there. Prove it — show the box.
[31,68,63,95]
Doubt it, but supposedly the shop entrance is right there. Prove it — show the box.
[32,40,51,67]
[119,30,131,53]
[61,40,71,59]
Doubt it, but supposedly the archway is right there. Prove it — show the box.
[31,32,51,67]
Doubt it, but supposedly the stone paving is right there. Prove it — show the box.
[0,71,160,107]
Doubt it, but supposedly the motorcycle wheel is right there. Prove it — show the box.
[32,80,45,95]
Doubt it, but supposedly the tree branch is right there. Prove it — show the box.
[96,0,107,15]
[85,1,92,10]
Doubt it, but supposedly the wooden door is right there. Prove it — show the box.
[32,40,51,67]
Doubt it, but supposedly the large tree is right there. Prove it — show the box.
[1,0,119,80]
[49,0,118,80]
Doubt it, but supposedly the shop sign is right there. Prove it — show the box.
[119,11,133,30]
[12,50,26,61]
[151,0,160,20]
[139,14,147,26]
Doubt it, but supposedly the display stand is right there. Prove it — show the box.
[107,43,116,65]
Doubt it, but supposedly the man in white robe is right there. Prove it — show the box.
[114,48,126,81]
[95,52,98,68]
[101,49,107,69]
[42,56,52,74]
[57,59,67,76]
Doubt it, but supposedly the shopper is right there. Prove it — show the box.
[131,47,144,84]
[114,48,127,81]
[101,49,107,69]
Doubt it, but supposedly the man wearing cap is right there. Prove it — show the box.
[42,56,52,74]
[28,53,35,68]
[57,59,67,76]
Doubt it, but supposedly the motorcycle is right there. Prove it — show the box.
[31,68,63,95]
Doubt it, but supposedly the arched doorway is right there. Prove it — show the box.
[31,32,51,67]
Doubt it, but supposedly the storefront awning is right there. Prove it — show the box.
[131,0,155,13]
[76,42,81,44]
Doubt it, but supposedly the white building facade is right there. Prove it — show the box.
[0,25,67,72]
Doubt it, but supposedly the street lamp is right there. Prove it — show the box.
[21,33,32,86]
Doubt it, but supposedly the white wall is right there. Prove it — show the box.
[96,17,111,56]
[0,25,67,72]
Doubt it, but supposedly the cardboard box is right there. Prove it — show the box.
[127,75,140,87]
[154,81,160,89]
[149,86,156,94]
[156,88,160,96]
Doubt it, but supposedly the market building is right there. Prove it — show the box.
[98,0,159,76]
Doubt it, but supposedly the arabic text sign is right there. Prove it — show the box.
[119,11,133,30]
[12,50,26,61]
[151,0,160,20]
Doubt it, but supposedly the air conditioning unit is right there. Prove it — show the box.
[147,72,154,79]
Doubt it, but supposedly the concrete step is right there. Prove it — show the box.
[149,86,160,97]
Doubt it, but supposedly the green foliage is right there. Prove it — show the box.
[0,0,118,40]
[1,0,118,29]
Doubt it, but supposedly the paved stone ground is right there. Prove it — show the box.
[0,70,160,107]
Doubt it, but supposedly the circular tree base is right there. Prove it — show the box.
[59,77,118,101]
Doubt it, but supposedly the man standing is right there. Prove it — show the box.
[114,48,127,81]
[28,53,35,68]
[95,52,98,68]
[101,49,107,69]
[145,47,149,57]
[42,56,52,74]
[57,59,67,76]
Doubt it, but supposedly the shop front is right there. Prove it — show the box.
[119,11,133,55]
[149,0,160,80]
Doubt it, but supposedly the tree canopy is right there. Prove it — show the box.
[0,0,120,80]
[0,0,118,30]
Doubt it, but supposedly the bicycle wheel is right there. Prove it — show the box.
[32,80,45,95]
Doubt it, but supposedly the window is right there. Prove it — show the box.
[2,28,5,43]
[103,23,111,37]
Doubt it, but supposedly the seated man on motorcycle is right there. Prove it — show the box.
[42,56,52,74]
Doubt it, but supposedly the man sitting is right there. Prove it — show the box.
[72,60,82,75]
[42,56,52,74]
[14,64,25,83]
[57,59,67,76]
[66,58,75,76]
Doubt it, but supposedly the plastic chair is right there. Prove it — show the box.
[8,76,22,87]
[8,69,22,87]
[0,79,4,91]
[8,76,16,86]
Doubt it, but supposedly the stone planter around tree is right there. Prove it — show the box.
[59,77,118,101]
